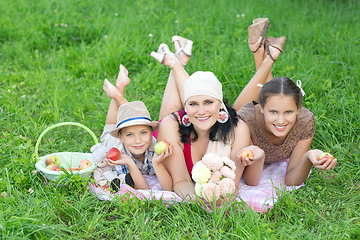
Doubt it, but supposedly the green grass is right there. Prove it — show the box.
[1,0,360,238]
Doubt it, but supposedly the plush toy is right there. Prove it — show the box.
[91,143,135,192]
[90,143,109,163]
[93,158,125,187]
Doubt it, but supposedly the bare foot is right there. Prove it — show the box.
[115,64,131,95]
[103,78,121,99]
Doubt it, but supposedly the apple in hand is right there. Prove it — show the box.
[106,147,121,161]
[78,159,92,170]
[46,165,59,171]
[238,149,254,159]
[318,152,334,165]
[45,155,60,166]
[154,140,170,155]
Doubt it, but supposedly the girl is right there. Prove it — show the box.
[233,18,337,186]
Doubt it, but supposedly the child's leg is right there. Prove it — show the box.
[232,42,281,112]
[115,64,131,96]
[251,37,274,83]
[104,65,131,125]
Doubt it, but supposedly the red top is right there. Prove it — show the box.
[153,110,193,177]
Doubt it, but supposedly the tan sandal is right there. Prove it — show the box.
[265,37,286,61]
[248,18,270,53]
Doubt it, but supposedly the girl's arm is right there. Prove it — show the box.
[285,138,338,186]
[152,145,173,191]
[106,156,150,190]
[156,115,196,201]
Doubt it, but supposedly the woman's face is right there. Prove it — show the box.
[185,95,221,133]
[260,94,299,138]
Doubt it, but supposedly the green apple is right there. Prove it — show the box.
[154,140,170,155]
[318,152,334,165]
[45,155,60,166]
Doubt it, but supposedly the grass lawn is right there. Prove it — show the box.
[1,0,359,238]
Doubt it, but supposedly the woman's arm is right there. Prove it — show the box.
[231,120,265,187]
[285,137,337,186]
[156,115,196,200]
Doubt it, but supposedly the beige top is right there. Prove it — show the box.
[206,139,232,158]
[237,101,315,163]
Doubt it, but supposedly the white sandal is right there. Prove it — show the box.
[172,36,193,65]
[150,43,176,68]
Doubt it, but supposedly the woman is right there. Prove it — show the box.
[149,21,283,202]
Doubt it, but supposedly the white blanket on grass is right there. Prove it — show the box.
[89,159,303,213]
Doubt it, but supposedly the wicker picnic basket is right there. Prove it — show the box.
[34,122,98,181]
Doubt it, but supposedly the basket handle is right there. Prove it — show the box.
[34,122,99,161]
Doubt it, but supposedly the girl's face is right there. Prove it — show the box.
[185,95,221,133]
[260,94,299,138]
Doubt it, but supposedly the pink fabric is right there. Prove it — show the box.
[89,159,304,213]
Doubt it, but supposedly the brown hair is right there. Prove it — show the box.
[258,77,303,108]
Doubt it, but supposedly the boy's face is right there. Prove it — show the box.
[119,125,153,158]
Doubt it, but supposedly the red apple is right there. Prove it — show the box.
[78,159,92,170]
[46,165,60,171]
[318,152,334,165]
[45,155,60,166]
[154,140,170,155]
[238,149,254,159]
[106,147,121,161]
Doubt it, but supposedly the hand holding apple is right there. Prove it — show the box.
[154,140,170,155]
[106,147,121,161]
[152,143,173,164]
[237,145,265,166]
[318,152,334,165]
[238,149,254,160]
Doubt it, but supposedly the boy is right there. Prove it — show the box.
[98,65,172,191]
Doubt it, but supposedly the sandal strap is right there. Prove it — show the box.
[174,48,186,66]
[251,22,270,53]
[164,52,176,68]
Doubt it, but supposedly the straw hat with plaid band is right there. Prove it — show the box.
[109,101,159,138]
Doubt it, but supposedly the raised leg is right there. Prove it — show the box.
[233,44,282,112]
[104,65,131,125]
[152,43,191,120]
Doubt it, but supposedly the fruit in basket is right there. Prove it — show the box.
[318,152,334,165]
[45,155,60,166]
[46,165,60,171]
[106,147,121,161]
[65,167,79,172]
[78,159,92,170]
[154,140,170,155]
